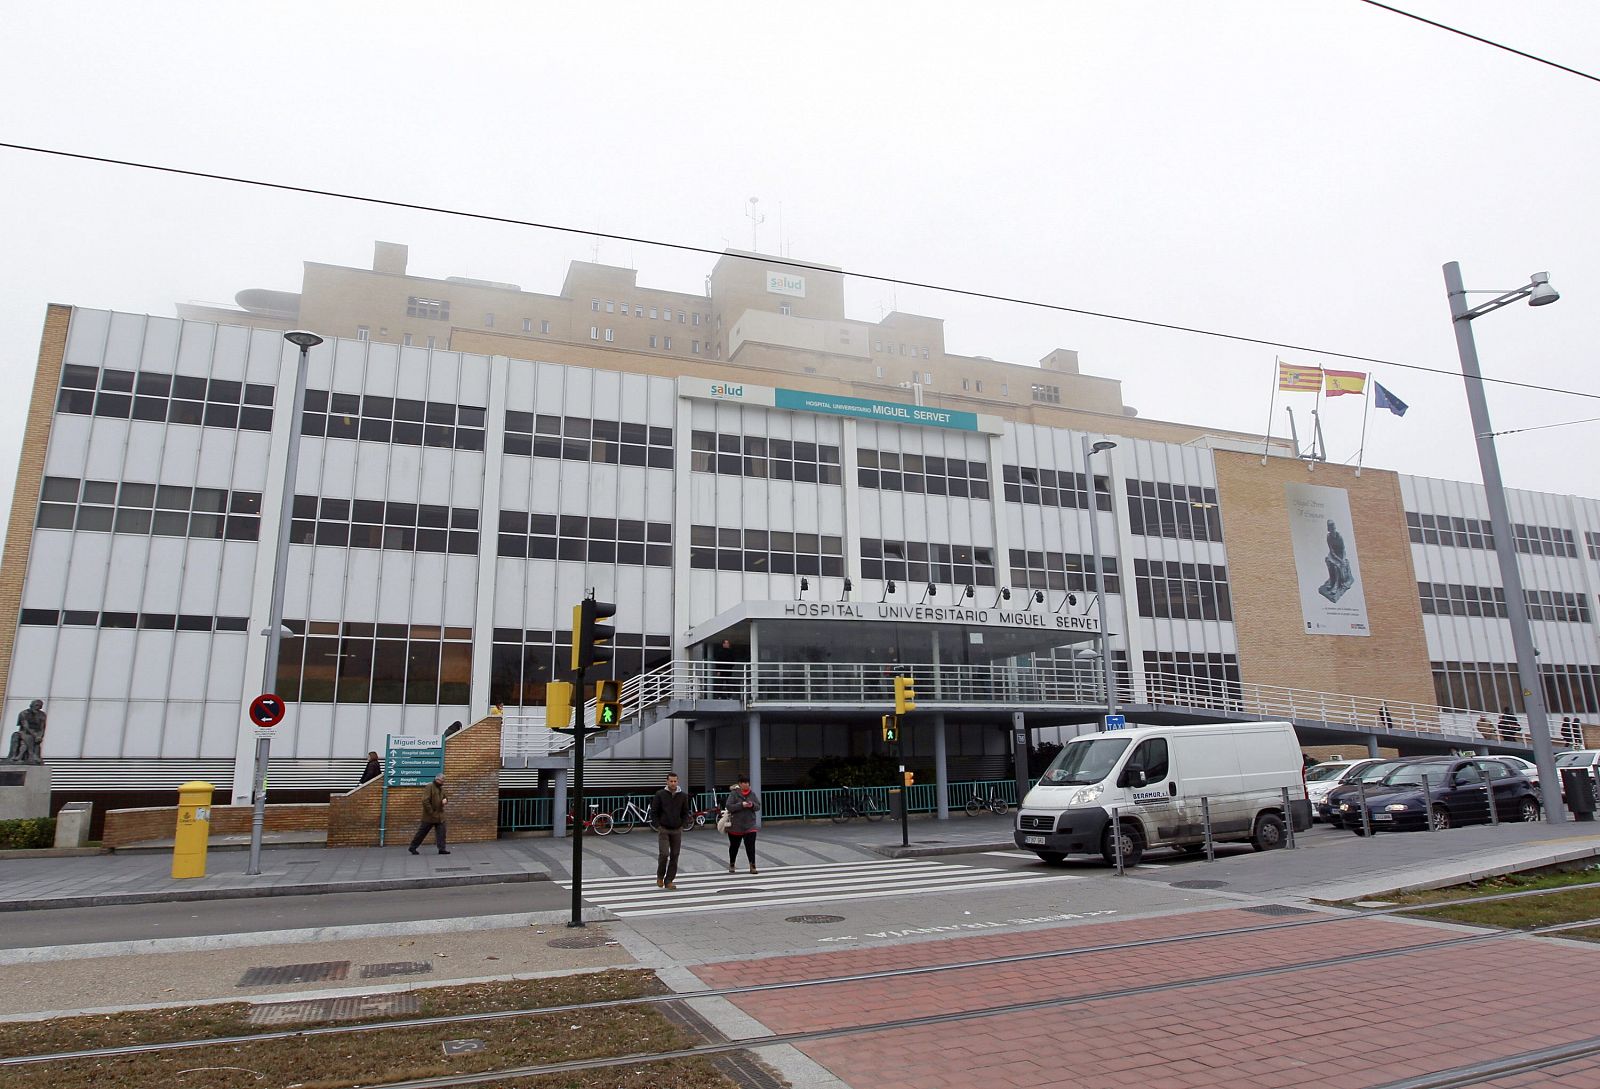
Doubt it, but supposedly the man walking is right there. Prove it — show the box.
[649,772,692,890]
[409,774,450,854]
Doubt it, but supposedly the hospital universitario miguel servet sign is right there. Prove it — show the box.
[770,600,1100,633]
[679,376,1005,435]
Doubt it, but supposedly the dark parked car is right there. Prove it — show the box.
[1338,757,1540,833]
[1319,758,1419,828]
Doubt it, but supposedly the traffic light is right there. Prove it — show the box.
[545,680,575,732]
[571,596,617,672]
[894,674,917,715]
[903,770,915,787]
[881,714,899,743]
[596,679,623,728]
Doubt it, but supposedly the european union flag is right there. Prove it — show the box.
[1374,381,1408,417]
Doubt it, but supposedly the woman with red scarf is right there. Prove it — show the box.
[724,773,761,873]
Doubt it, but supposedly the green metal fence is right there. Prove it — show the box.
[498,778,1027,832]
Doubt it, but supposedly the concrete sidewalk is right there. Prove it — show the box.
[0,841,547,910]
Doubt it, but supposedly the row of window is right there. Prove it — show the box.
[1125,480,1224,543]
[1001,465,1112,513]
[58,365,275,431]
[1431,660,1599,716]
[489,630,672,707]
[586,327,703,353]
[1143,651,1242,701]
[1132,559,1234,622]
[276,620,471,704]
[688,525,845,576]
[689,431,843,484]
[1589,532,1600,561]
[505,413,674,467]
[861,538,997,588]
[1527,589,1592,623]
[1031,384,1062,404]
[300,389,487,451]
[590,299,705,325]
[406,296,450,321]
[1418,582,1507,619]
[496,511,673,566]
[37,477,262,541]
[858,449,990,499]
[873,342,932,360]
[1008,550,1122,596]
[19,610,249,631]
[1407,511,1580,558]
[290,496,480,555]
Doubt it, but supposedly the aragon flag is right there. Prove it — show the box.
[1277,361,1322,392]
[1323,369,1367,397]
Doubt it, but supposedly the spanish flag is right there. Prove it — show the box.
[1323,369,1367,397]
[1277,361,1322,392]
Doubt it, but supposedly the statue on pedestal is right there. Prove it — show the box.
[4,700,46,765]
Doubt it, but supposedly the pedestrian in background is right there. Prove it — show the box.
[725,773,760,874]
[649,771,692,889]
[359,750,382,785]
[409,774,450,854]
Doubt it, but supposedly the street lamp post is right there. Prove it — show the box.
[247,330,323,874]
[1443,262,1565,822]
[1082,437,1118,723]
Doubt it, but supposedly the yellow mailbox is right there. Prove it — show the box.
[172,781,215,879]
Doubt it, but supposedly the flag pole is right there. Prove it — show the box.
[1261,357,1280,465]
[1355,377,1373,477]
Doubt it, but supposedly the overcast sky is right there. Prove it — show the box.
[1,1,1595,535]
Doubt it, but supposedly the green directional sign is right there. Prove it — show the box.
[385,735,444,786]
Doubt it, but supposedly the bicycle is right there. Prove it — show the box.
[684,797,719,831]
[608,797,654,834]
[830,787,885,823]
[565,804,614,836]
[964,786,1010,817]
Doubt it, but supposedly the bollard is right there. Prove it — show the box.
[1201,796,1215,861]
[1422,774,1436,831]
[1358,781,1373,838]
[1110,805,1124,875]
[1485,774,1499,826]
[1281,786,1297,849]
[172,781,215,879]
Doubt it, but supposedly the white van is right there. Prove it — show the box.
[1014,720,1311,866]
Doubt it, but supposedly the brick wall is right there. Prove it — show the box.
[327,716,502,847]
[0,305,70,714]
[1213,453,1437,707]
[104,802,329,848]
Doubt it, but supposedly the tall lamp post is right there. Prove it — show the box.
[1443,263,1565,822]
[1082,437,1118,724]
[247,329,323,874]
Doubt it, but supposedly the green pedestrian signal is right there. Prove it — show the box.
[596,679,623,728]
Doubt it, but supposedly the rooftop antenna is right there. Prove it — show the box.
[590,239,601,264]
[746,197,764,252]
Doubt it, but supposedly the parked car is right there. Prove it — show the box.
[1303,758,1384,818]
[1491,754,1539,786]
[1319,758,1419,828]
[1015,720,1311,866]
[1555,750,1599,779]
[1340,757,1540,833]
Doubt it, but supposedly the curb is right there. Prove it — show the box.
[0,870,547,913]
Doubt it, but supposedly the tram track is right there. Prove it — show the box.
[1,887,1593,1086]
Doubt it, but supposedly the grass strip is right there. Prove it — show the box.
[1383,865,1600,907]
[1411,884,1600,938]
[0,969,663,1060]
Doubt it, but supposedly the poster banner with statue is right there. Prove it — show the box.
[1285,482,1370,637]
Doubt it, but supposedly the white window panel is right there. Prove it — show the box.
[138,537,184,612]
[345,546,381,615]
[328,337,366,393]
[211,323,251,379]
[500,456,531,506]
[105,311,148,368]
[141,316,182,368]
[194,429,238,490]
[366,705,405,752]
[309,548,350,622]
[621,373,652,422]
[642,469,673,524]
[643,569,673,631]
[85,419,132,481]
[293,704,335,758]
[506,360,536,407]
[354,443,389,496]
[558,461,592,512]
[393,348,430,400]
[451,451,485,507]
[245,327,284,383]
[129,632,176,701]
[145,700,192,756]
[385,446,422,500]
[21,530,70,607]
[199,701,238,758]
[418,447,454,504]
[62,535,111,613]
[587,464,620,518]
[459,354,491,406]
[426,351,464,402]
[215,542,256,616]
[444,557,477,627]
[402,705,441,736]
[12,629,58,699]
[50,629,99,698]
[90,630,137,699]
[493,559,527,626]
[283,545,316,617]
[529,459,561,509]
[206,634,248,702]
[44,415,91,478]
[65,308,111,366]
[525,560,559,622]
[40,698,86,758]
[320,439,358,498]
[83,700,126,757]
[563,367,595,418]
[818,500,845,537]
[411,553,447,623]
[158,426,202,485]
[169,633,211,700]
[332,705,369,758]
[376,553,413,623]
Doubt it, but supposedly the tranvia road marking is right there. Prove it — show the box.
[557,858,1081,919]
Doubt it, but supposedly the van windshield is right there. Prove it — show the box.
[1039,737,1131,786]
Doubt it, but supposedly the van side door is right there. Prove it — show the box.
[1120,737,1178,842]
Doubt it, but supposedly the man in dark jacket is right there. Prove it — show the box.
[409,774,450,854]
[649,772,692,889]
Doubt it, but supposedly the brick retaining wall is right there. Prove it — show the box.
[104,802,329,848]
[327,716,502,847]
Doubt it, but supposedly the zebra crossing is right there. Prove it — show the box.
[555,857,1081,919]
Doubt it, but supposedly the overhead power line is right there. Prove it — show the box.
[1482,415,1600,440]
[1355,0,1600,85]
[1,139,1597,405]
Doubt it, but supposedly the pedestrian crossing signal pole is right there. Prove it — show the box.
[567,593,617,928]
[892,674,916,847]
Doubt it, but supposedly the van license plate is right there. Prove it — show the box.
[1024,835,1046,845]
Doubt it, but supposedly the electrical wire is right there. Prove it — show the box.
[1355,0,1600,85]
[2,139,1598,405]
[1481,415,1600,439]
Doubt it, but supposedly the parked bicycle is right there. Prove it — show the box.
[608,797,655,834]
[964,786,1010,817]
[831,787,885,823]
[684,796,719,831]
[565,803,614,836]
